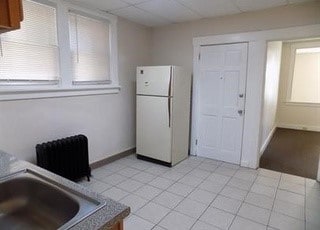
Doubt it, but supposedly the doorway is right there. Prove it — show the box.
[259,39,320,179]
[194,43,248,164]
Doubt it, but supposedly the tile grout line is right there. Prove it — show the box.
[112,158,166,227]
[226,169,259,229]
[98,159,263,228]
[187,163,236,230]
[153,159,224,228]
[128,157,208,228]
[267,174,308,226]
[86,156,312,229]
[110,160,176,227]
[222,169,307,228]
[150,160,222,229]
[90,160,165,208]
[99,158,173,197]
[266,171,282,229]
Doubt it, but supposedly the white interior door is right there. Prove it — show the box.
[196,43,248,164]
[136,95,172,163]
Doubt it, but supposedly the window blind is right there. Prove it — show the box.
[68,12,110,83]
[291,47,320,103]
[0,0,59,83]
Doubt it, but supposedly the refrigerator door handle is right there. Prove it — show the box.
[168,97,171,127]
[168,69,172,127]
[168,68,172,97]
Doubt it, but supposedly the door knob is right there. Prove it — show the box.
[238,110,243,115]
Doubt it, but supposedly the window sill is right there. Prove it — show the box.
[0,85,121,101]
[283,101,320,107]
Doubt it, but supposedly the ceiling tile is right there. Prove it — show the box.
[66,0,315,27]
[137,0,201,22]
[65,0,129,11]
[288,0,314,3]
[235,0,288,12]
[122,0,150,4]
[176,0,241,18]
[111,6,171,27]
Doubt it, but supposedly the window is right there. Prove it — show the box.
[0,0,59,84]
[68,11,111,84]
[288,43,320,104]
[0,0,119,100]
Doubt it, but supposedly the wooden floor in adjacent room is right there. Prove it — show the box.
[260,128,320,179]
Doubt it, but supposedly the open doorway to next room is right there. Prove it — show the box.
[260,39,320,179]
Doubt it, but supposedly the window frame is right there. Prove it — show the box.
[68,8,112,85]
[0,0,119,101]
[285,40,320,107]
[0,0,60,85]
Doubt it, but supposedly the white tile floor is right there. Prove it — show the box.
[78,155,320,230]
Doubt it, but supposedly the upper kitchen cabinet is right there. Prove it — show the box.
[0,0,23,33]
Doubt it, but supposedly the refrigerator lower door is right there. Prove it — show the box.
[137,95,172,163]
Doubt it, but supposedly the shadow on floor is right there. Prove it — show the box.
[260,128,320,179]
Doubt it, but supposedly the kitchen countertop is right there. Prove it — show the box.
[0,150,130,229]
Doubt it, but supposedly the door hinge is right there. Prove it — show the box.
[198,53,201,60]
[195,139,198,145]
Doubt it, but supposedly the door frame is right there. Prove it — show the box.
[191,24,320,169]
[193,42,249,165]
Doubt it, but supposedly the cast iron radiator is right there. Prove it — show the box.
[36,134,91,181]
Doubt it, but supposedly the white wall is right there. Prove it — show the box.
[151,1,320,71]
[0,18,152,163]
[260,41,282,154]
[277,41,320,131]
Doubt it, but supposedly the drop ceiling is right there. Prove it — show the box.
[65,0,313,27]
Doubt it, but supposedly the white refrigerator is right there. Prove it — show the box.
[136,66,191,166]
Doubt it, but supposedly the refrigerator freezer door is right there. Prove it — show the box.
[136,95,172,163]
[137,66,172,96]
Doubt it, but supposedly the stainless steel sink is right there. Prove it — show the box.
[0,169,105,230]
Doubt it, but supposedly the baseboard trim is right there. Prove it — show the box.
[260,126,277,155]
[277,123,320,132]
[90,148,136,169]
